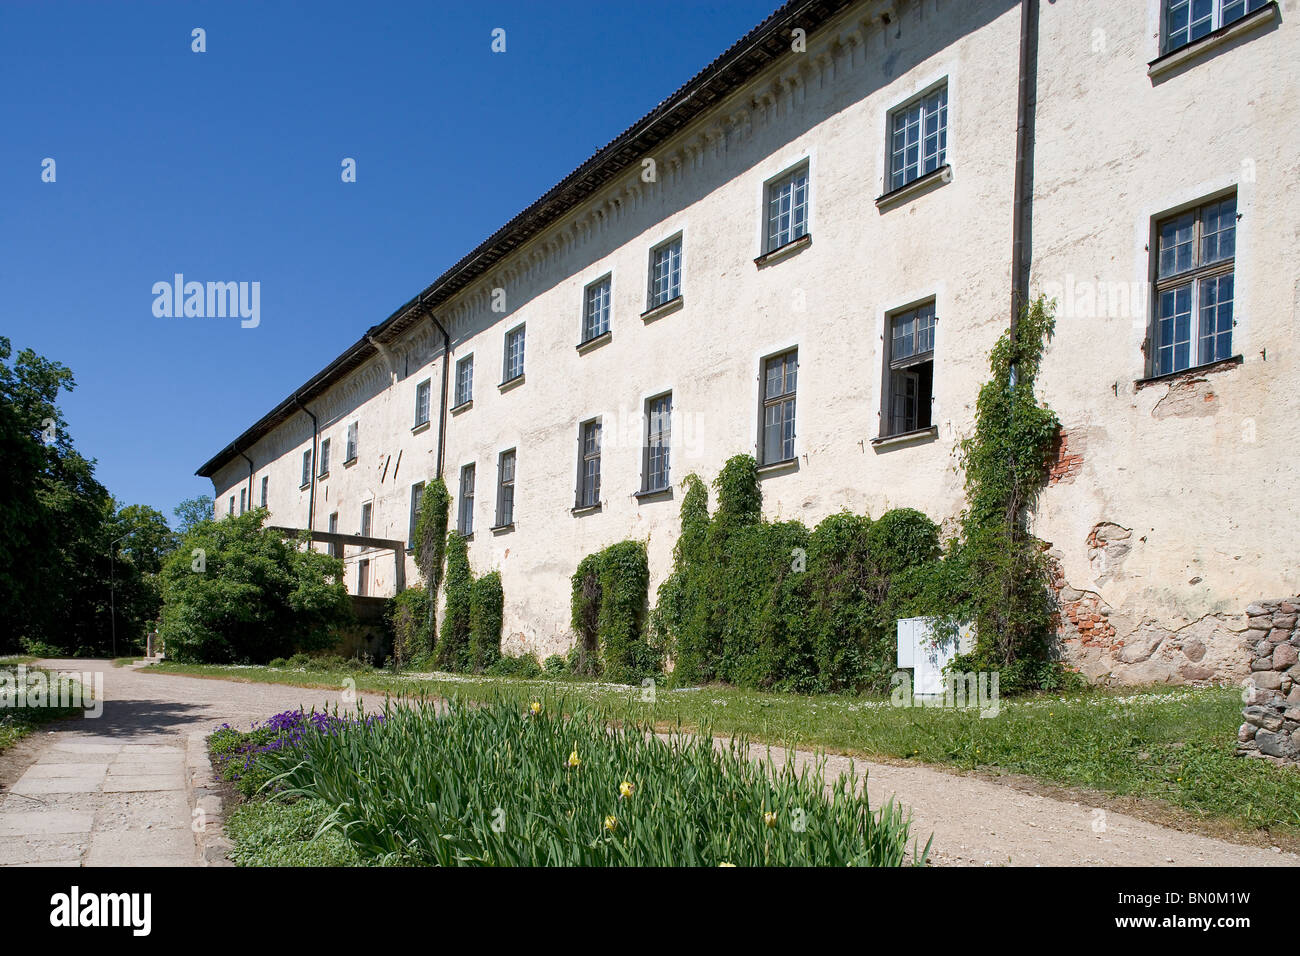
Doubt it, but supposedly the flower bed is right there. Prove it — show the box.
[241,695,926,866]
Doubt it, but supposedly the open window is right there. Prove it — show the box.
[883,302,935,437]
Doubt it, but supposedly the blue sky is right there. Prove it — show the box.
[2,0,777,524]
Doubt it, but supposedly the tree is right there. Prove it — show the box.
[173,495,214,535]
[0,337,116,655]
[157,508,353,663]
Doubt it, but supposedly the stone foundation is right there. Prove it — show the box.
[1236,597,1300,763]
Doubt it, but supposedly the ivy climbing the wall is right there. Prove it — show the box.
[570,539,656,683]
[652,455,946,694]
[468,571,504,673]
[949,295,1069,692]
[434,529,472,672]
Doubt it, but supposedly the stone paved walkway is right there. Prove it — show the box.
[0,659,375,867]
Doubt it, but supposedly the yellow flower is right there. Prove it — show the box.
[604,815,618,832]
[718,862,736,867]
[529,701,542,715]
[619,780,635,799]
[763,811,778,828]
[567,749,581,769]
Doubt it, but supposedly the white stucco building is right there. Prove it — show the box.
[198,0,1298,684]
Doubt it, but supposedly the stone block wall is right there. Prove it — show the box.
[1237,597,1300,763]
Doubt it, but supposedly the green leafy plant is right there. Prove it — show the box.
[434,530,472,671]
[413,478,450,623]
[949,296,1065,691]
[262,696,928,867]
[468,572,504,673]
[157,509,352,664]
[570,540,655,682]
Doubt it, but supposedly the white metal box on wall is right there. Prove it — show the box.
[897,617,975,697]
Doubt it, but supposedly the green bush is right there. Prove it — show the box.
[654,458,965,695]
[263,696,926,866]
[387,587,431,666]
[157,509,352,664]
[543,654,568,676]
[485,653,541,678]
[468,572,503,672]
[434,531,472,671]
[570,540,656,683]
[414,478,450,626]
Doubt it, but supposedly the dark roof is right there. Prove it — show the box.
[197,0,857,478]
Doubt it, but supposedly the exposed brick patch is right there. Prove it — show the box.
[1048,555,1117,649]
[1047,429,1084,485]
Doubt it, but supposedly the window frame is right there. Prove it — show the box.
[758,349,798,466]
[458,463,476,536]
[881,300,938,438]
[887,82,949,193]
[646,234,683,310]
[1161,0,1270,54]
[260,475,268,509]
[408,481,424,551]
[318,437,330,477]
[503,324,526,383]
[581,274,612,344]
[300,449,312,488]
[1148,192,1238,378]
[454,354,474,408]
[239,488,246,514]
[495,449,516,528]
[359,500,372,538]
[641,392,672,493]
[576,418,602,510]
[357,559,369,597]
[345,422,358,464]
[414,379,431,428]
[328,512,341,559]
[763,162,811,254]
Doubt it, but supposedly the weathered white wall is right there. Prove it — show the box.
[1032,0,1298,683]
[209,0,1298,684]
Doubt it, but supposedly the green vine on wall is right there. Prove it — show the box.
[570,540,654,682]
[950,295,1065,689]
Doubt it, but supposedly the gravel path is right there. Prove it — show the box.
[2,659,1294,867]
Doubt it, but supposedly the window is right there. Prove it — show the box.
[301,449,311,488]
[504,325,525,382]
[260,476,268,508]
[583,276,611,342]
[454,355,473,407]
[414,379,431,427]
[643,393,672,493]
[889,85,948,191]
[328,512,341,558]
[1163,0,1269,53]
[884,302,936,436]
[761,351,798,464]
[357,559,369,597]
[458,464,475,535]
[318,438,330,477]
[228,496,235,517]
[765,165,810,252]
[239,488,246,514]
[577,419,601,508]
[345,422,358,463]
[1152,195,1236,376]
[496,450,516,527]
[359,501,372,538]
[408,482,424,550]
[648,237,682,309]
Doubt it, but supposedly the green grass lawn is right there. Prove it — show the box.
[0,662,87,754]
[156,660,1300,839]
